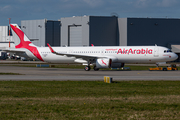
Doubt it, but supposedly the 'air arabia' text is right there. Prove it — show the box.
[117,48,153,54]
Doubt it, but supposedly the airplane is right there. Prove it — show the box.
[4,24,178,71]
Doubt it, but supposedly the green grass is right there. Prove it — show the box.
[1,81,180,119]
[0,72,22,75]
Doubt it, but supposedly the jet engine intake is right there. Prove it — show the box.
[96,58,112,68]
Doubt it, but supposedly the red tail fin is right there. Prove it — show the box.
[10,24,43,61]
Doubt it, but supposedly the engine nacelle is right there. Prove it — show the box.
[111,63,124,68]
[96,58,112,68]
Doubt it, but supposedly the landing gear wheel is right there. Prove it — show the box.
[84,66,91,71]
[93,66,99,71]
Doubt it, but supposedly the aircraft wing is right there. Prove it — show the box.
[47,43,105,60]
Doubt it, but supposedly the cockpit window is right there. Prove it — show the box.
[164,49,172,53]
[167,50,172,52]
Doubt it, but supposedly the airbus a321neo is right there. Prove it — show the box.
[4,24,178,71]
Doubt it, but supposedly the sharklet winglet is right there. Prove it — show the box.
[47,43,55,53]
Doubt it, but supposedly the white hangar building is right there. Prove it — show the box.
[0,26,14,49]
[20,16,118,47]
[20,17,180,47]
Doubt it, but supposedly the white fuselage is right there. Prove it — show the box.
[9,23,178,71]
[23,46,178,64]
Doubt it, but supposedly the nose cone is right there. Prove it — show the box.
[171,53,178,61]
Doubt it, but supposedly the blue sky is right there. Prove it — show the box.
[1,0,180,25]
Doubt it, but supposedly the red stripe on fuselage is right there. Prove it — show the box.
[10,24,43,61]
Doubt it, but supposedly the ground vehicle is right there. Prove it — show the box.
[149,64,178,71]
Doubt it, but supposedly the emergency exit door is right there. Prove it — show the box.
[154,47,159,57]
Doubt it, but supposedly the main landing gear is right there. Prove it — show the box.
[84,66,91,71]
[84,60,91,71]
[93,66,99,71]
[84,60,99,71]
[84,66,99,71]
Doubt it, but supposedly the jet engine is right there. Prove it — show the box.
[95,58,112,68]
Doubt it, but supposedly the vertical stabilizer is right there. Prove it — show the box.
[10,24,37,48]
[10,24,43,61]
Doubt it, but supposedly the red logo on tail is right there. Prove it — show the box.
[10,24,43,61]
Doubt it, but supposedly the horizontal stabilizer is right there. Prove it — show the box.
[3,48,26,53]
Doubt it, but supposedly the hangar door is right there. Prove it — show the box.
[68,25,82,46]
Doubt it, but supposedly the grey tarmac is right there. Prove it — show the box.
[0,65,180,81]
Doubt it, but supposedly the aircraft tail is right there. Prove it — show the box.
[10,24,43,61]
[10,24,37,48]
